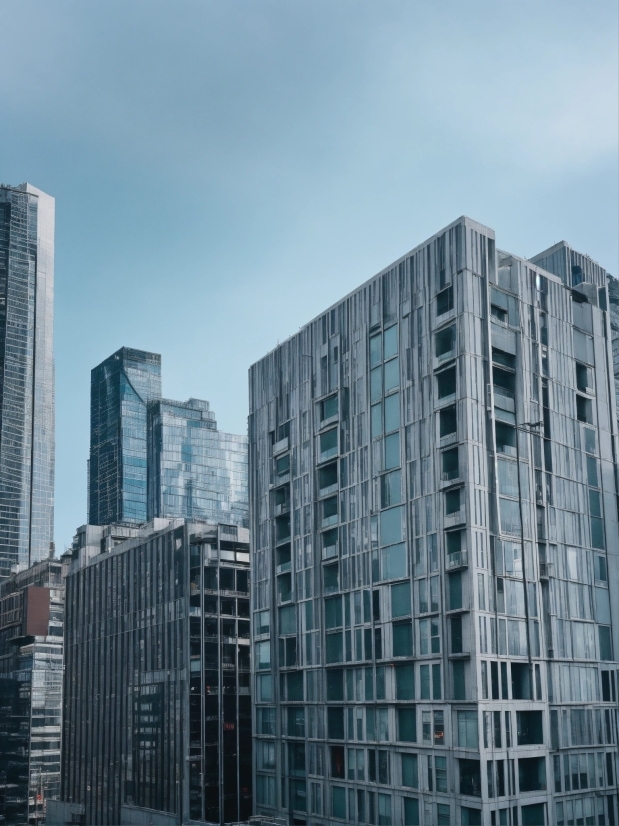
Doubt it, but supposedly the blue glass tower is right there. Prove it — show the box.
[89,347,161,525]
[147,397,248,527]
[0,184,55,580]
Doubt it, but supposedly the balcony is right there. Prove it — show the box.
[276,561,292,574]
[493,387,515,413]
[539,562,554,580]
[273,436,289,455]
[446,550,468,570]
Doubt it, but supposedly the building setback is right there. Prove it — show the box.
[147,397,249,527]
[51,519,252,826]
[89,347,162,526]
[248,217,619,826]
[0,184,55,580]
[0,557,67,824]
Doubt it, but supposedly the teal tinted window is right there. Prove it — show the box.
[384,432,400,469]
[384,393,400,432]
[381,543,407,580]
[325,596,343,629]
[393,621,413,657]
[326,669,344,700]
[326,632,343,663]
[380,506,403,546]
[453,660,465,700]
[381,470,402,508]
[320,427,338,457]
[384,357,400,391]
[322,395,338,420]
[328,708,344,739]
[404,797,420,826]
[391,581,411,617]
[279,604,296,634]
[591,517,605,549]
[332,785,346,819]
[384,326,398,359]
[402,754,418,788]
[371,366,383,400]
[370,334,382,366]
[398,707,417,742]
[371,403,383,438]
[395,663,415,700]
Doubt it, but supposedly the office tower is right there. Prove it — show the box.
[50,519,252,826]
[0,184,55,580]
[89,347,162,525]
[147,397,249,527]
[0,556,67,824]
[248,217,619,826]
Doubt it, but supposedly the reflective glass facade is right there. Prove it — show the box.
[0,184,55,580]
[147,397,248,527]
[0,558,66,824]
[89,348,162,525]
[249,217,619,826]
[58,519,251,826]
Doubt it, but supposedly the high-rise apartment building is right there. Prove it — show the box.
[0,184,55,579]
[0,556,67,824]
[49,519,251,826]
[89,347,162,525]
[248,217,619,826]
[147,397,249,527]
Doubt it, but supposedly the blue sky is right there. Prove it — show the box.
[0,0,617,550]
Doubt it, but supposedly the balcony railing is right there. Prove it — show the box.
[539,562,554,579]
[446,550,468,570]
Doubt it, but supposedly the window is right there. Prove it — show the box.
[521,804,545,826]
[419,617,440,654]
[330,745,345,778]
[321,395,338,421]
[440,405,457,437]
[398,708,417,742]
[257,673,273,701]
[492,347,516,369]
[433,710,444,745]
[255,609,270,635]
[461,808,482,826]
[391,581,411,617]
[276,453,290,476]
[445,487,461,515]
[326,632,344,663]
[435,324,456,358]
[459,759,482,797]
[448,571,462,610]
[326,669,343,700]
[517,711,543,745]
[325,596,342,629]
[324,562,339,593]
[395,664,415,700]
[453,660,466,700]
[576,362,593,392]
[384,432,400,469]
[384,393,400,432]
[320,428,338,459]
[322,496,338,526]
[518,757,546,792]
[328,708,344,739]
[576,394,593,423]
[378,792,392,825]
[437,286,454,315]
[437,366,456,399]
[574,329,594,364]
[499,498,521,535]
[279,604,296,634]
[381,470,402,507]
[450,615,463,653]
[255,640,270,669]
[384,326,398,358]
[458,710,479,748]
[442,446,459,480]
[331,786,346,819]
[393,621,413,657]
[370,333,382,366]
[322,527,338,557]
[599,625,612,660]
[384,358,400,392]
[402,753,418,788]
[495,421,516,456]
[497,459,518,497]
[318,462,337,491]
[404,798,420,826]
[380,542,407,581]
[257,707,276,735]
[256,774,276,806]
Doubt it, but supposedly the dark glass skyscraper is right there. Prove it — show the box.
[0,184,55,580]
[147,397,249,527]
[88,347,162,525]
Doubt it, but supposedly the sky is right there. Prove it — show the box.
[0,0,617,551]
